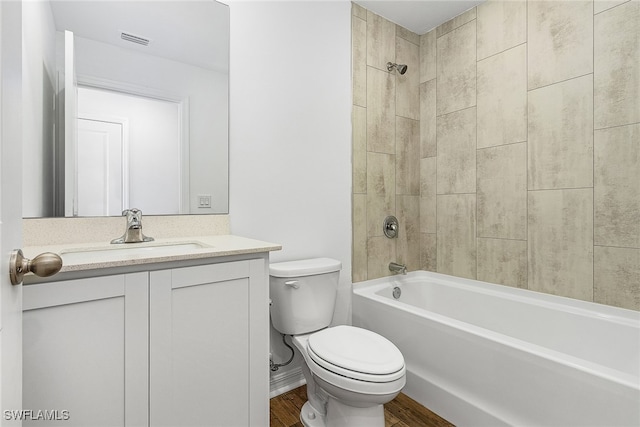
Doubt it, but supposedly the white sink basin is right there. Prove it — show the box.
[61,242,208,264]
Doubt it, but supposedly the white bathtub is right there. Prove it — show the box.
[352,271,640,427]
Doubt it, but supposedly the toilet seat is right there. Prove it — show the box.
[307,325,405,383]
[292,327,406,398]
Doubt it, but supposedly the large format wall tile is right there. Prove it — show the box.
[437,21,476,116]
[437,194,477,279]
[594,123,640,248]
[366,67,395,154]
[396,36,420,120]
[477,44,527,149]
[352,194,368,282]
[352,2,367,20]
[420,29,436,83]
[528,75,593,190]
[367,236,396,279]
[419,79,436,158]
[477,0,526,60]
[594,246,640,310]
[396,117,420,195]
[436,7,476,38]
[397,195,421,270]
[352,106,367,194]
[352,1,637,309]
[420,157,436,234]
[594,0,640,129]
[352,14,367,107]
[477,238,527,288]
[420,233,437,272]
[477,143,527,240]
[528,0,593,89]
[396,24,419,45]
[366,10,395,71]
[594,0,630,14]
[528,189,594,301]
[366,152,395,238]
[437,107,476,194]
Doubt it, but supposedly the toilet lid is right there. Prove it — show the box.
[307,325,404,379]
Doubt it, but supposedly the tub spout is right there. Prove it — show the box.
[389,262,407,275]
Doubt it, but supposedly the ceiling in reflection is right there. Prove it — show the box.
[49,0,229,72]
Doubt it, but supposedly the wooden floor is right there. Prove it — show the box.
[270,385,454,427]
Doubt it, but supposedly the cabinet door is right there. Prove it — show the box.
[149,259,267,427]
[22,273,149,427]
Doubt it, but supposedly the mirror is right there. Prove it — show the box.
[22,0,229,217]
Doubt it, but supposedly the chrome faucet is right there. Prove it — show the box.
[111,208,154,244]
[389,262,407,275]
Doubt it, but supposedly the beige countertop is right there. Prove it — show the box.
[23,234,282,274]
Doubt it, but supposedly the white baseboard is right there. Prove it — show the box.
[269,366,306,398]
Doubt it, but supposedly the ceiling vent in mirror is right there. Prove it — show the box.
[121,32,150,46]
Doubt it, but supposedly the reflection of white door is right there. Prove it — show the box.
[1,0,24,420]
[77,118,127,216]
[77,86,183,215]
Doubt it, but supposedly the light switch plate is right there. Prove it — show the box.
[197,194,211,208]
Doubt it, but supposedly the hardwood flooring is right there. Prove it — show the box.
[270,386,454,427]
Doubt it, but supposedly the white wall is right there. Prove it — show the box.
[227,1,352,385]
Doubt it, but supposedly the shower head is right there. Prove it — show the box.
[387,62,408,75]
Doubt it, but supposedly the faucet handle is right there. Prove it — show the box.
[123,208,142,227]
[122,208,141,216]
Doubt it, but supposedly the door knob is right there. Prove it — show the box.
[9,249,63,286]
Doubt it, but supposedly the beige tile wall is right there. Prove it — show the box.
[352,2,421,282]
[352,0,640,310]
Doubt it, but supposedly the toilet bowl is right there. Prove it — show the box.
[269,258,406,427]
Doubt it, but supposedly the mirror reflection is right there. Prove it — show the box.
[22,0,229,218]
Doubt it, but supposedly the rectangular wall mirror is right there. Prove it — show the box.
[22,0,229,217]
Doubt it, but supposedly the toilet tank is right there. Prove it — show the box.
[269,258,342,335]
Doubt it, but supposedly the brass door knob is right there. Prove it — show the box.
[9,249,63,286]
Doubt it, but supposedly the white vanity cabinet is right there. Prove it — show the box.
[23,272,149,427]
[149,259,267,427]
[22,256,269,427]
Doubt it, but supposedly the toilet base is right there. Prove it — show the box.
[299,399,385,427]
[299,401,325,427]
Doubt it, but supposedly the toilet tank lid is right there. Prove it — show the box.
[270,258,342,278]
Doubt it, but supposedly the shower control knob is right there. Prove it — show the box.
[383,216,399,239]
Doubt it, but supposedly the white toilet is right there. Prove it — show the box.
[269,258,406,427]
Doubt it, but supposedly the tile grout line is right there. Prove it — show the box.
[475,15,479,281]
[592,1,596,303]
[526,0,530,291]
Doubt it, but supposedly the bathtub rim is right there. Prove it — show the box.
[353,270,640,325]
[352,270,640,391]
